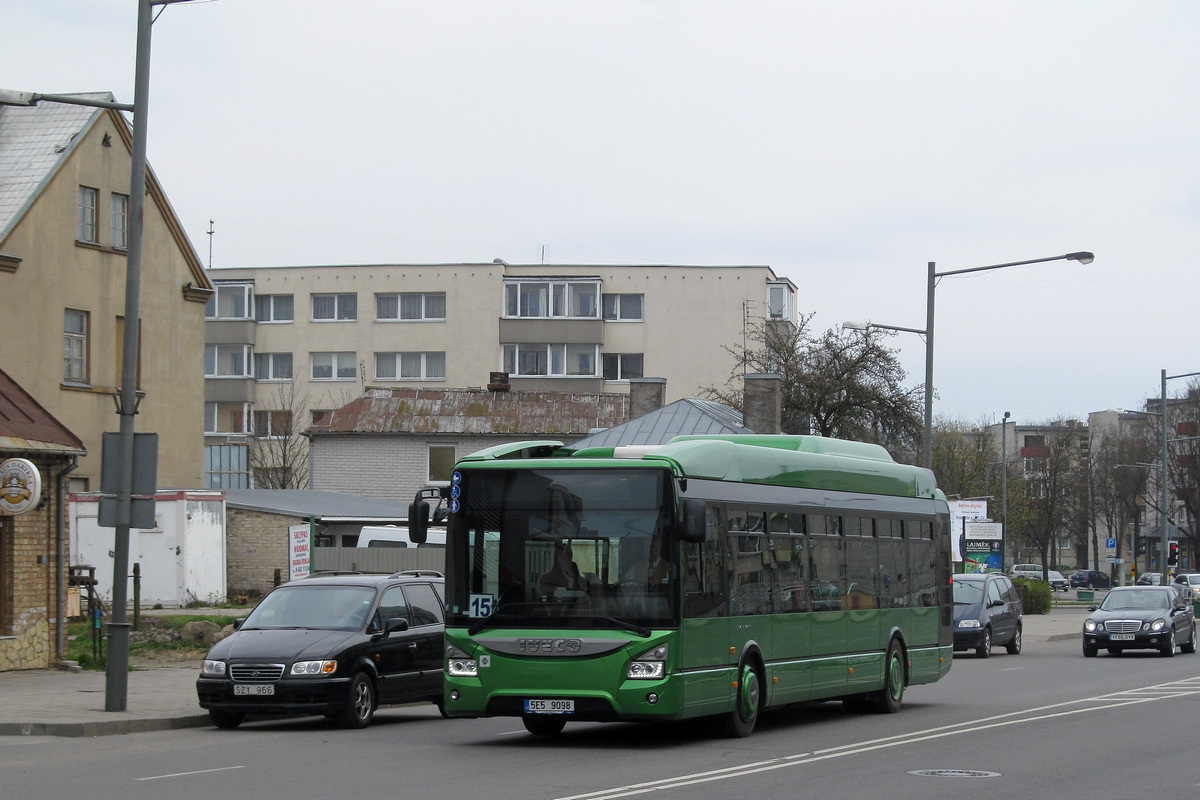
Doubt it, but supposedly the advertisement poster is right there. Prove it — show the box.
[949,499,988,563]
[963,521,1004,573]
[289,524,311,581]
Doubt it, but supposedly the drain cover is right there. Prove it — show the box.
[907,769,1001,779]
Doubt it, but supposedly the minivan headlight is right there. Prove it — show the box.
[957,619,980,628]
[202,660,225,676]
[291,660,337,675]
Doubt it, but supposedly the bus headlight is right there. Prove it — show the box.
[628,644,667,680]
[447,644,477,677]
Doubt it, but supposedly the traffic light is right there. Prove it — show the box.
[1169,541,1180,566]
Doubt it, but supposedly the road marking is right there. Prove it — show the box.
[558,677,1200,800]
[136,765,245,781]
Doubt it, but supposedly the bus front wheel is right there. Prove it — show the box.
[717,660,761,738]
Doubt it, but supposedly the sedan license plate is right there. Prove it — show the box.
[1109,633,1135,641]
[234,684,275,696]
[524,698,573,714]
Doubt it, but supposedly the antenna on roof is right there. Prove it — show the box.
[206,220,214,269]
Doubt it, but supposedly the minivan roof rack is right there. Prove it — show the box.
[390,569,445,579]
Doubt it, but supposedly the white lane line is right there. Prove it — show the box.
[136,765,245,781]
[558,678,1200,800]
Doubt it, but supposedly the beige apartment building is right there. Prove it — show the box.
[204,261,796,488]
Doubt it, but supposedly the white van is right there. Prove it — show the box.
[1008,563,1044,580]
[357,524,446,548]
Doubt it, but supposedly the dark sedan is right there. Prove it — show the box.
[196,571,446,729]
[1070,570,1112,589]
[1082,585,1197,657]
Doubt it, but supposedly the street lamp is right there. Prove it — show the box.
[1001,411,1010,572]
[841,319,928,461]
[924,252,1094,470]
[1,0,198,712]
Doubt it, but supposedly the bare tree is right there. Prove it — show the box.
[249,377,311,489]
[1011,421,1088,574]
[1089,428,1153,579]
[700,315,923,459]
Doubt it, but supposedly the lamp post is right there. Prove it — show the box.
[1001,411,1010,572]
[1,0,197,712]
[924,252,1094,470]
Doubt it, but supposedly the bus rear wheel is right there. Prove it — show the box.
[717,660,761,738]
[871,639,905,714]
[522,715,567,736]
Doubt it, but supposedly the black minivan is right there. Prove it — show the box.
[952,572,1023,657]
[196,570,445,729]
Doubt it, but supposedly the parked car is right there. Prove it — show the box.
[1135,572,1164,586]
[952,572,1023,657]
[1009,563,1044,580]
[1173,572,1200,601]
[1082,585,1197,657]
[1070,570,1112,589]
[1047,570,1070,592]
[196,570,446,729]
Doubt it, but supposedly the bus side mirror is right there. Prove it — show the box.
[680,498,706,544]
[408,500,430,545]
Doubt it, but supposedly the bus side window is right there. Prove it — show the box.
[683,505,728,619]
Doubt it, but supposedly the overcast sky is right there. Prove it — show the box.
[8,2,1199,425]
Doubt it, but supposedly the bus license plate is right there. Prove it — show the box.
[524,698,573,714]
[1109,634,1135,641]
[234,684,274,696]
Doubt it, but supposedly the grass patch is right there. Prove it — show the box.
[66,613,241,671]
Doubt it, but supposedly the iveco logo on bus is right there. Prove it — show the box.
[517,638,582,655]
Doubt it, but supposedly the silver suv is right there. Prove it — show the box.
[1173,573,1200,601]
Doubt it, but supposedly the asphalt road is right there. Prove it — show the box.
[4,633,1197,800]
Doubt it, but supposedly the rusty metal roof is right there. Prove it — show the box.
[312,387,630,437]
[0,368,86,455]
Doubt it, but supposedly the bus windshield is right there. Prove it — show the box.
[446,467,677,630]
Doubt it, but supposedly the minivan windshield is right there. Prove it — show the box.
[952,578,985,605]
[242,585,376,631]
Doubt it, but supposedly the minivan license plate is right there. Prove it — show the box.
[1109,633,1135,641]
[524,698,573,714]
[234,684,274,696]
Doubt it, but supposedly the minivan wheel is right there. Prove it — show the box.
[1005,624,1022,655]
[209,709,244,729]
[976,628,992,658]
[338,673,376,729]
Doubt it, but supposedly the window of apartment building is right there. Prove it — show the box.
[312,293,357,321]
[375,351,446,380]
[205,283,252,319]
[252,409,292,439]
[767,281,794,320]
[205,401,250,434]
[110,192,129,249]
[428,445,455,483]
[254,293,294,322]
[376,292,446,321]
[503,279,599,318]
[602,293,643,321]
[64,309,88,383]
[502,343,598,377]
[77,186,98,243]
[312,351,357,380]
[602,353,644,381]
[254,352,293,381]
[205,344,252,377]
[205,443,249,489]
[1024,435,1045,447]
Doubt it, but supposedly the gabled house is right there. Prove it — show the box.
[0,92,213,494]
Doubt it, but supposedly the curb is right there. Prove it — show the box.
[0,714,210,738]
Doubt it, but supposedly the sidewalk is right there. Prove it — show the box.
[0,606,1087,738]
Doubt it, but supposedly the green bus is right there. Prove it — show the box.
[410,434,953,737]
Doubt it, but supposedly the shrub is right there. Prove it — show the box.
[1012,576,1052,614]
